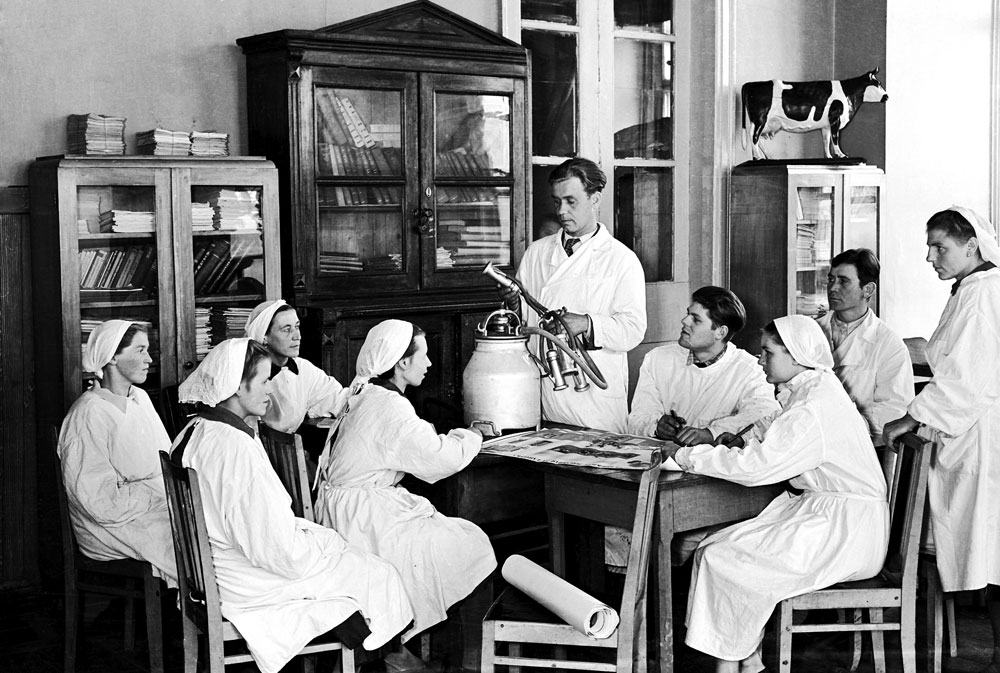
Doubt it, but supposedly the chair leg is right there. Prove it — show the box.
[869,608,886,673]
[342,647,356,673]
[420,631,431,661]
[181,614,199,673]
[946,594,958,657]
[64,584,79,673]
[850,608,862,671]
[927,568,943,673]
[480,624,495,673]
[900,588,917,673]
[777,601,793,673]
[143,572,164,673]
[509,643,522,673]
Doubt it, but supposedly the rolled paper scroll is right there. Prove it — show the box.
[501,554,620,639]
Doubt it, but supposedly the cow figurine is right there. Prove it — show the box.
[741,67,888,160]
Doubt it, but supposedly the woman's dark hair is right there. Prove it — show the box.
[266,304,297,336]
[548,157,607,195]
[375,324,427,381]
[241,340,272,385]
[761,321,786,349]
[691,286,746,342]
[830,247,881,287]
[114,323,148,355]
[926,209,976,243]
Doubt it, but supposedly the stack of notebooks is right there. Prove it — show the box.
[191,201,215,231]
[98,210,155,233]
[189,131,229,156]
[210,307,253,343]
[194,307,213,361]
[364,253,402,271]
[437,222,509,267]
[795,222,816,267]
[319,251,363,274]
[68,113,126,155]
[210,189,261,231]
[436,247,455,268]
[136,128,192,156]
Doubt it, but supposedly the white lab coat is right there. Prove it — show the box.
[175,411,414,673]
[58,386,177,585]
[676,369,888,661]
[516,225,646,432]
[315,384,497,641]
[816,310,914,445]
[908,267,1000,592]
[260,357,344,433]
[627,343,780,439]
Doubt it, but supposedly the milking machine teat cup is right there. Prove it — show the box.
[462,263,608,437]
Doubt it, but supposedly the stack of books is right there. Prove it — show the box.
[436,247,455,268]
[136,128,192,156]
[189,131,229,156]
[78,245,157,293]
[364,253,402,271]
[210,189,261,231]
[194,307,213,361]
[68,113,126,155]
[191,201,215,231]
[319,251,363,274]
[210,307,253,343]
[98,210,155,233]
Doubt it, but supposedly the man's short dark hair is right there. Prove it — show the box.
[548,157,607,195]
[830,248,881,288]
[692,286,746,342]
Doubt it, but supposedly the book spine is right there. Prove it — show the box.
[333,97,365,148]
[339,96,376,148]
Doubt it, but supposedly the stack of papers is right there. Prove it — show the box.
[210,189,261,231]
[364,253,402,271]
[210,307,253,342]
[98,210,155,233]
[436,247,455,268]
[136,128,192,156]
[68,113,126,155]
[191,202,215,231]
[189,131,229,156]
[194,307,213,361]
[319,251,363,274]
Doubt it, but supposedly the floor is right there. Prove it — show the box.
[1,582,996,673]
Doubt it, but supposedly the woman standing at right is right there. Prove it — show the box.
[884,206,1000,672]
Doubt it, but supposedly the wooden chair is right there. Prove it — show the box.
[258,424,315,522]
[54,426,164,673]
[480,454,661,673]
[158,451,355,673]
[774,431,935,673]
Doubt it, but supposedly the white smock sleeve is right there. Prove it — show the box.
[383,400,482,484]
[864,338,914,441]
[59,414,158,525]
[298,359,345,419]
[627,353,667,437]
[704,367,780,438]
[590,254,646,353]
[675,403,825,487]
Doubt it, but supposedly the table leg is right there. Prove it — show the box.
[657,495,674,673]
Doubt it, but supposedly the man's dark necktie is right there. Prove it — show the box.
[563,237,580,257]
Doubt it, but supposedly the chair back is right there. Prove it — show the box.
[159,383,195,440]
[885,432,934,595]
[258,424,315,522]
[615,451,662,672]
[159,451,225,638]
[53,424,80,580]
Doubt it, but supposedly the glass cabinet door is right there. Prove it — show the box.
[421,73,526,289]
[175,166,279,378]
[792,181,835,317]
[843,173,882,254]
[310,70,419,293]
[73,169,170,395]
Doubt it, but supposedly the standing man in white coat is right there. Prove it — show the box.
[503,157,646,433]
[816,248,913,451]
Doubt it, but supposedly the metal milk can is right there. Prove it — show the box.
[463,308,541,436]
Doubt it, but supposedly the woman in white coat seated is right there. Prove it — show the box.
[244,299,343,435]
[314,319,497,671]
[173,338,414,673]
[665,315,889,673]
[884,206,1000,672]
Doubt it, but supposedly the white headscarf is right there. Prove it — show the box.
[82,320,135,379]
[244,299,288,343]
[773,315,834,373]
[178,338,253,407]
[350,319,415,391]
[948,206,1000,266]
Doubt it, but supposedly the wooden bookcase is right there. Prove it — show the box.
[729,163,885,352]
[237,0,530,429]
[29,155,282,430]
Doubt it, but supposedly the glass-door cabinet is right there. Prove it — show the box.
[29,156,280,426]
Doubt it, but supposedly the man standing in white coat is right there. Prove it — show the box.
[816,248,913,451]
[503,157,646,433]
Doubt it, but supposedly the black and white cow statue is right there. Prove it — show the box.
[741,67,888,160]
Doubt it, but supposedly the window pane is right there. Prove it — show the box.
[523,0,576,25]
[614,166,672,281]
[614,0,673,33]
[531,164,562,241]
[436,93,511,177]
[614,39,672,160]
[523,30,577,157]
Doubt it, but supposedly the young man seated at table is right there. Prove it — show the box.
[605,287,780,569]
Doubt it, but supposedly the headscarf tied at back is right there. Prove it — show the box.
[82,319,135,379]
[244,299,288,343]
[178,338,252,407]
[773,315,834,373]
[948,206,1000,266]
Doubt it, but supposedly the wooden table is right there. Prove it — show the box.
[533,461,783,673]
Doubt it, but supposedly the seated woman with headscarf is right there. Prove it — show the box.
[58,319,176,585]
[244,299,343,430]
[663,315,889,673]
[314,320,497,671]
[173,338,414,673]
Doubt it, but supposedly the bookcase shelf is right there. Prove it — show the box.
[30,155,282,427]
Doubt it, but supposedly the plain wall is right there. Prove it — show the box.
[0,0,498,188]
